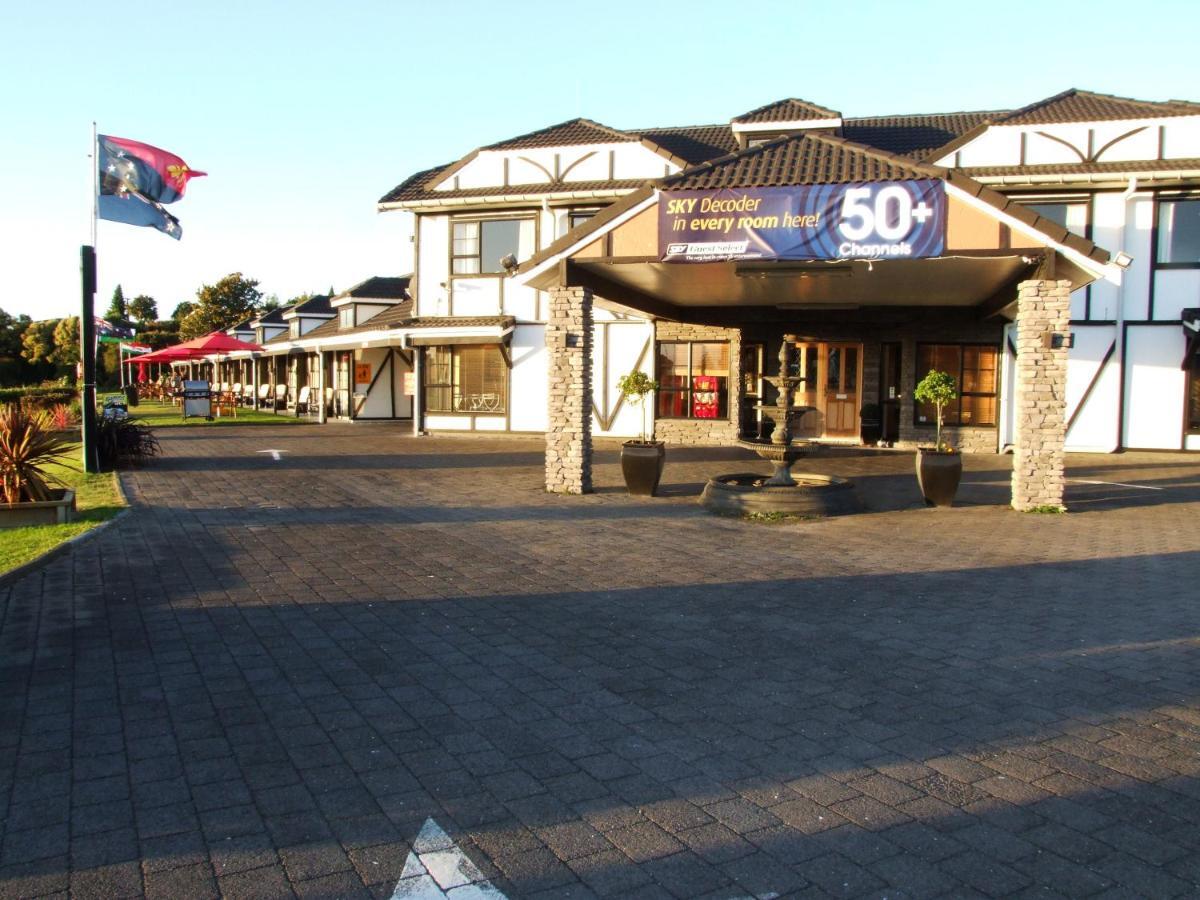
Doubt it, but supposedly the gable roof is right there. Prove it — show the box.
[337,275,411,302]
[842,111,1004,160]
[733,98,841,124]
[484,117,634,150]
[630,125,740,165]
[286,295,333,317]
[662,130,933,190]
[998,88,1200,125]
[253,306,291,327]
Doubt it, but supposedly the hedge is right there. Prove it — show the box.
[0,387,76,408]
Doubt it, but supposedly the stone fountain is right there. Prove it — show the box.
[701,335,858,516]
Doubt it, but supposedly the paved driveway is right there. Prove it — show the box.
[3,425,1200,898]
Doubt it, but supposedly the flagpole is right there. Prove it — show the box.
[80,124,99,473]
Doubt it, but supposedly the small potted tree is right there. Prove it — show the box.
[616,370,664,496]
[913,369,961,507]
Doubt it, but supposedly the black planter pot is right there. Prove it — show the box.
[916,448,962,507]
[860,421,881,446]
[621,441,666,497]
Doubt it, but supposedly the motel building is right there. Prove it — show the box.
[208,89,1199,507]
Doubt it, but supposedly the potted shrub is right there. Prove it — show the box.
[616,370,664,496]
[0,403,76,527]
[913,369,962,507]
[859,402,882,446]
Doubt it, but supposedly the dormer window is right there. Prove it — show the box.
[452,218,534,275]
[339,308,354,329]
[290,321,300,338]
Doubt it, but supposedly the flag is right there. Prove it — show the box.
[98,135,205,204]
[98,189,182,239]
[120,342,152,354]
[96,318,134,343]
[97,134,204,239]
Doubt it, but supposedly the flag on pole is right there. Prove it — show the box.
[120,342,152,354]
[97,135,205,239]
[96,318,134,343]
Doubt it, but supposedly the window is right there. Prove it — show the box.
[915,343,999,427]
[1022,200,1088,238]
[289,320,300,338]
[1157,198,1200,265]
[656,342,729,419]
[568,210,597,230]
[423,345,507,413]
[338,307,353,329]
[452,219,535,275]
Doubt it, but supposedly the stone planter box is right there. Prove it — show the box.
[0,489,76,527]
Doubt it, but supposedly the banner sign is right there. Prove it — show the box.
[660,179,945,263]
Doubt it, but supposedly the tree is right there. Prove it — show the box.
[259,294,283,313]
[178,273,263,340]
[105,285,127,321]
[913,369,958,453]
[51,317,80,368]
[171,300,196,321]
[129,294,158,322]
[21,320,58,366]
[0,309,33,386]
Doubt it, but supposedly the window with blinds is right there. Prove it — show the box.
[915,343,999,427]
[423,345,507,413]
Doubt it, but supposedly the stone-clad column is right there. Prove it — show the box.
[1012,279,1071,511]
[545,287,593,494]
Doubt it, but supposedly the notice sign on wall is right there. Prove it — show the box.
[355,362,372,386]
[659,180,945,263]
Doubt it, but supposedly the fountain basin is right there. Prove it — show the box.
[701,472,859,517]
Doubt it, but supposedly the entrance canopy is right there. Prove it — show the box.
[517,132,1121,320]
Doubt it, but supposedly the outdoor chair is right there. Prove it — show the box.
[232,382,242,403]
[215,389,238,418]
[295,386,311,417]
[324,387,335,418]
[273,383,288,410]
[256,383,271,408]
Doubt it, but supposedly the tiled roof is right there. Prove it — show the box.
[254,306,291,326]
[340,276,411,302]
[299,299,415,343]
[381,178,651,206]
[484,118,633,150]
[662,131,932,190]
[733,98,841,124]
[291,294,333,316]
[407,316,515,329]
[633,125,739,165]
[959,157,1200,179]
[999,89,1200,125]
[227,317,255,333]
[843,111,1003,160]
[379,163,455,204]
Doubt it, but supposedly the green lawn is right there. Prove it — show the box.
[0,443,126,574]
[106,396,310,428]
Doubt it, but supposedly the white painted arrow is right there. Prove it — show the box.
[390,818,506,899]
[256,449,288,461]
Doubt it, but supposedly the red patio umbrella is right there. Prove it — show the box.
[171,331,264,355]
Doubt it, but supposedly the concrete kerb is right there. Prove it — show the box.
[0,468,131,591]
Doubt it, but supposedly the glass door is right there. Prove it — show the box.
[823,343,861,437]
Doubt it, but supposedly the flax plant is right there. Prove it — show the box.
[0,403,71,503]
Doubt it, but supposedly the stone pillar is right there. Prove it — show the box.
[1011,279,1071,511]
[545,287,594,494]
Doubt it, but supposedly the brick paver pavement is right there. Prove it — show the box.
[2,423,1200,898]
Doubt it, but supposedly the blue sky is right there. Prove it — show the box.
[3,0,1197,321]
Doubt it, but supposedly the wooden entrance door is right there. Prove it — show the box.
[823,343,861,437]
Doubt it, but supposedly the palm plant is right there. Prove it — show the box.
[0,403,71,503]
